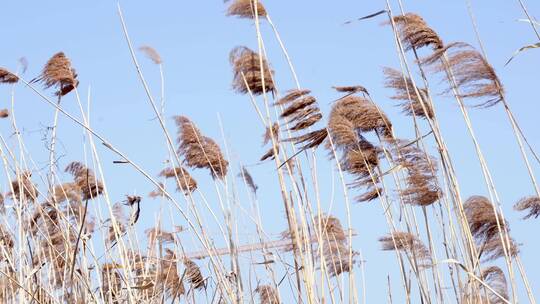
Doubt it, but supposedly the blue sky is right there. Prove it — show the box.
[1,0,539,302]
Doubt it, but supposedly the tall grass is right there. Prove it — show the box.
[0,0,538,303]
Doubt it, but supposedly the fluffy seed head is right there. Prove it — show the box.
[0,68,19,84]
[383,67,434,119]
[159,167,198,193]
[65,162,104,200]
[0,109,9,118]
[513,196,540,219]
[175,116,229,179]
[395,142,441,206]
[183,258,205,290]
[230,46,274,95]
[139,45,162,64]
[422,42,504,108]
[255,285,280,304]
[35,52,78,96]
[226,0,267,19]
[379,231,431,266]
[390,13,443,51]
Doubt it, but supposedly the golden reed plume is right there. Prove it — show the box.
[175,116,229,179]
[226,0,267,19]
[230,46,275,95]
[33,52,79,96]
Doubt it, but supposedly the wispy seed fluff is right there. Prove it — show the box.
[230,46,275,95]
[0,68,19,84]
[226,0,267,19]
[379,231,431,266]
[514,196,540,219]
[383,67,434,119]
[175,116,229,179]
[255,285,280,304]
[159,167,198,193]
[394,141,441,206]
[328,94,393,143]
[317,214,356,277]
[34,52,78,96]
[464,196,519,261]
[389,13,443,51]
[422,42,504,108]
[139,45,163,64]
[65,161,104,200]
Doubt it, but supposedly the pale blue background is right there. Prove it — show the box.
[1,0,539,302]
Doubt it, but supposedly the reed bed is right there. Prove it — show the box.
[0,0,538,303]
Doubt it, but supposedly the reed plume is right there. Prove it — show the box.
[255,285,280,304]
[101,263,122,303]
[226,0,267,19]
[389,13,443,51]
[513,196,540,219]
[156,249,185,299]
[230,46,275,95]
[175,116,229,179]
[148,182,166,198]
[327,94,388,201]
[395,142,441,206]
[19,57,28,73]
[277,89,322,132]
[356,185,383,203]
[463,196,518,261]
[50,182,82,205]
[383,67,434,119]
[462,266,509,304]
[262,122,279,146]
[379,231,431,266]
[287,128,328,150]
[9,171,38,202]
[33,52,78,96]
[183,258,205,290]
[159,167,198,193]
[0,225,14,253]
[422,42,504,108]
[317,215,355,277]
[328,95,393,142]
[145,227,175,245]
[238,166,258,194]
[0,68,18,84]
[139,45,163,64]
[332,85,369,95]
[65,161,104,200]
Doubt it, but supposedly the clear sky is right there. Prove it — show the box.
[1,0,539,302]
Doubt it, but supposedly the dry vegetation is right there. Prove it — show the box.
[0,0,539,303]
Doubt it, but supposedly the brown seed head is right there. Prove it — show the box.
[159,167,198,193]
[183,258,205,290]
[65,161,104,200]
[0,68,19,84]
[255,285,280,304]
[226,0,267,19]
[0,109,9,118]
[513,196,540,219]
[175,116,229,179]
[422,42,503,108]
[230,46,274,95]
[35,52,78,96]
[390,13,443,51]
[139,45,163,64]
[395,142,441,206]
[379,231,431,265]
[383,67,434,119]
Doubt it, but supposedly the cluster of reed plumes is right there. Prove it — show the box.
[0,1,538,303]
